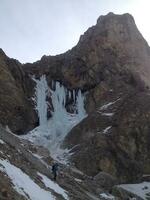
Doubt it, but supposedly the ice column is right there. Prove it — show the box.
[76,90,86,120]
[33,75,49,126]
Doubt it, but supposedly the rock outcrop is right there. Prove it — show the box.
[64,90,150,182]
[0,49,37,134]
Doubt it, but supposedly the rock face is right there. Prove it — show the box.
[23,12,150,113]
[64,91,150,182]
[1,12,150,184]
[0,49,37,134]
[23,13,150,91]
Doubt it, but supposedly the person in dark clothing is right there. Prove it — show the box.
[52,163,59,181]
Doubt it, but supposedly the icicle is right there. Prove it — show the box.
[51,80,55,90]
[68,91,71,100]
[73,90,76,102]
[76,90,86,119]
[33,75,49,126]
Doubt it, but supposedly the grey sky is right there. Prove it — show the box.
[0,0,149,63]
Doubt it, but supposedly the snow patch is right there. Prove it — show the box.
[74,178,82,183]
[0,159,55,200]
[32,153,43,159]
[118,182,150,200]
[101,113,114,117]
[5,125,13,134]
[100,193,115,199]
[0,139,5,144]
[102,126,112,134]
[70,167,84,175]
[99,98,120,111]
[38,172,69,200]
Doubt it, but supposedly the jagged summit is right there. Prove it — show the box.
[97,12,134,23]
[78,12,147,54]
[68,12,143,52]
[95,12,144,45]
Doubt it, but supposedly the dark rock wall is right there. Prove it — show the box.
[64,91,150,182]
[0,49,37,134]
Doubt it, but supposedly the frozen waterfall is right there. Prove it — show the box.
[32,75,49,126]
[23,75,87,163]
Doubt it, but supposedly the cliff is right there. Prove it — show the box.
[0,12,150,185]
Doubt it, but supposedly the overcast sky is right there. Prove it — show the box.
[0,0,149,63]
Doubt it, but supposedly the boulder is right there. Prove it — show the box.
[94,171,117,190]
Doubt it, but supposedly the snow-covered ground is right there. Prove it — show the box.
[118,182,150,200]
[0,159,55,200]
[38,172,69,200]
[22,75,87,163]
[0,158,70,200]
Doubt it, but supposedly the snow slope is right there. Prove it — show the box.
[38,172,69,200]
[0,159,55,200]
[118,182,150,199]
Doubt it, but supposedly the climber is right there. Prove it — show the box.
[52,163,59,181]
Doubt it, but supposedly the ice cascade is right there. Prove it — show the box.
[33,75,49,126]
[23,75,87,162]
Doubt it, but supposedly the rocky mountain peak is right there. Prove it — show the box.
[97,12,135,25]
[79,12,138,45]
[1,13,150,198]
[95,12,145,46]
[75,12,150,89]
